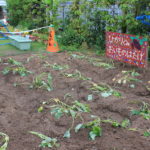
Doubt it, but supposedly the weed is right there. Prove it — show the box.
[63,70,91,80]
[131,102,150,120]
[0,132,9,150]
[30,73,53,91]
[29,131,59,148]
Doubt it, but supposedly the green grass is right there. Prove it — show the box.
[0,38,46,56]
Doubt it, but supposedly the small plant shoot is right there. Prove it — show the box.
[29,131,59,148]
[0,132,9,150]
[131,102,150,120]
[63,70,91,80]
[31,73,53,91]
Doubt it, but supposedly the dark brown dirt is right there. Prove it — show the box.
[0,52,150,150]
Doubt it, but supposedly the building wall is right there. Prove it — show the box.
[0,0,6,7]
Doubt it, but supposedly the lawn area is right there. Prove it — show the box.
[0,38,46,56]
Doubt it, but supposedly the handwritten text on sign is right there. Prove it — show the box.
[106,32,148,68]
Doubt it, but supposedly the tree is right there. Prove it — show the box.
[93,0,150,35]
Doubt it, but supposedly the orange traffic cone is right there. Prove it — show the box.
[47,25,59,52]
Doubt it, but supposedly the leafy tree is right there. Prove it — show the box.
[93,0,150,35]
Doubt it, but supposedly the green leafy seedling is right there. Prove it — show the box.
[143,131,150,137]
[89,82,121,98]
[49,98,90,138]
[131,102,150,120]
[31,73,53,91]
[7,58,22,66]
[92,62,114,69]
[75,117,102,140]
[113,70,141,85]
[12,67,32,76]
[63,70,91,80]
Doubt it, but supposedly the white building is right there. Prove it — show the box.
[0,0,7,19]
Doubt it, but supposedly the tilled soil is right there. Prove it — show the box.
[0,52,150,150]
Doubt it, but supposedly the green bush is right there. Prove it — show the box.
[58,28,85,48]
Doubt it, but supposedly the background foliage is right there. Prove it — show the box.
[6,0,150,51]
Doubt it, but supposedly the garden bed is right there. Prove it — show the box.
[0,52,150,150]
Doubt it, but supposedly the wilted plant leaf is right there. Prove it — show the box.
[75,124,84,133]
[63,130,71,138]
[29,131,59,148]
[0,132,9,150]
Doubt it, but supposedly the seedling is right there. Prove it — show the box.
[102,119,130,128]
[27,54,47,62]
[2,66,32,77]
[7,58,22,66]
[29,131,59,148]
[30,73,53,91]
[113,70,141,85]
[63,70,91,80]
[75,117,102,140]
[0,132,9,150]
[46,98,90,138]
[50,98,90,120]
[131,102,150,120]
[44,62,69,70]
[143,131,150,137]
[92,62,114,69]
[89,81,121,98]
[70,53,113,70]
[2,58,32,77]
[71,54,87,59]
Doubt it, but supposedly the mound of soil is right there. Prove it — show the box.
[0,52,150,150]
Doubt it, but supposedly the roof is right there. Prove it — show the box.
[0,0,6,6]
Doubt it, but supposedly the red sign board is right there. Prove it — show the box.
[106,32,148,68]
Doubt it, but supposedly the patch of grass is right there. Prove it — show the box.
[0,38,46,56]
